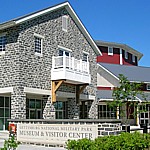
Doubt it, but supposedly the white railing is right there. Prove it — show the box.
[52,56,89,74]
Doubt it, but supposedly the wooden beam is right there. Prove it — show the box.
[78,84,88,95]
[76,84,88,104]
[51,80,65,103]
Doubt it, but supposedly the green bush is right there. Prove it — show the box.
[66,132,150,150]
[0,135,20,150]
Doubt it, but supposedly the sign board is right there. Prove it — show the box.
[17,123,98,145]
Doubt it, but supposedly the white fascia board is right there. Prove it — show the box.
[65,3,102,56]
[97,63,119,81]
[0,87,13,94]
[24,87,50,95]
[15,2,69,24]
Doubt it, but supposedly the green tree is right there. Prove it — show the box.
[109,74,148,128]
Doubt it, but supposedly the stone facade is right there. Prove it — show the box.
[0,6,97,119]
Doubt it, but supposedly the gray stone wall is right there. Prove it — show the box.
[0,7,97,119]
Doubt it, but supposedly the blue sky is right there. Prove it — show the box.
[0,0,150,66]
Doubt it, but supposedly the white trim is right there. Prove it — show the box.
[24,87,50,95]
[108,47,113,56]
[0,51,5,56]
[83,51,89,55]
[120,48,123,65]
[0,87,13,94]
[97,63,119,81]
[15,3,69,24]
[58,45,72,52]
[34,33,44,39]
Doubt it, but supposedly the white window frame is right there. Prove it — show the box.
[147,84,150,90]
[125,51,128,59]
[132,54,136,62]
[108,47,113,56]
[34,33,44,57]
[62,15,68,32]
[82,51,89,62]
[0,33,6,55]
[58,46,72,57]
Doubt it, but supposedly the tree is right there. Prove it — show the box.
[109,74,148,128]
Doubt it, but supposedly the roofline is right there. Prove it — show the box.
[97,63,119,81]
[0,2,101,56]
[95,40,143,60]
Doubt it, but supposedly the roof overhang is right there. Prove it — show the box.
[95,40,143,60]
[0,2,101,56]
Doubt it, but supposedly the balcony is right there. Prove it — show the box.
[51,56,91,84]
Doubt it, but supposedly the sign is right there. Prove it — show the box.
[17,123,98,145]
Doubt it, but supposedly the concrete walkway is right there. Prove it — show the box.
[0,139,66,150]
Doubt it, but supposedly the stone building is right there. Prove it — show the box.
[0,2,101,130]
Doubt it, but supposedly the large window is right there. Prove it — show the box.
[26,99,43,119]
[98,104,117,119]
[0,35,6,53]
[54,101,68,119]
[0,96,11,130]
[139,104,150,125]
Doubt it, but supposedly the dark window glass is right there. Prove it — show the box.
[36,100,41,109]
[29,99,35,108]
[5,97,10,107]
[0,97,4,107]
[0,108,4,117]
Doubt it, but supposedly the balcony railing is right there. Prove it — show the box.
[51,56,91,84]
[52,56,89,74]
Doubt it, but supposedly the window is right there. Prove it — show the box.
[139,104,150,125]
[0,35,6,54]
[108,47,113,55]
[54,101,68,119]
[147,84,150,90]
[62,15,68,32]
[0,96,10,130]
[125,51,128,59]
[82,53,88,62]
[26,98,43,119]
[98,104,117,119]
[132,55,136,62]
[34,33,44,56]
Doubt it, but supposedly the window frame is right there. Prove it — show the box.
[108,47,113,56]
[147,84,150,90]
[0,33,6,55]
[62,15,68,32]
[34,33,44,57]
[82,51,89,62]
[132,54,136,63]
[125,50,128,59]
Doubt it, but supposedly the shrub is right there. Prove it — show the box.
[66,132,150,150]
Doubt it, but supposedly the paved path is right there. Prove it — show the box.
[0,140,66,150]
